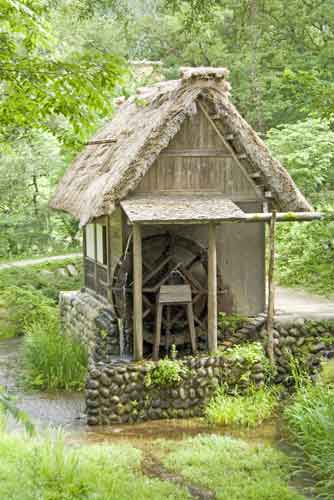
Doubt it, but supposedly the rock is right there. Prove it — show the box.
[253,372,264,382]
[66,264,78,276]
[86,389,99,400]
[86,379,99,390]
[179,388,186,400]
[100,387,110,398]
[100,373,111,386]
[310,343,326,353]
[296,337,305,347]
[87,416,99,426]
[57,267,68,277]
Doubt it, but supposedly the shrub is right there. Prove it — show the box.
[205,386,278,428]
[0,286,57,338]
[23,316,87,391]
[145,359,188,388]
[284,382,334,497]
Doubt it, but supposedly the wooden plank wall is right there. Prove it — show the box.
[135,108,258,200]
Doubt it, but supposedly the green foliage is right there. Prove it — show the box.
[163,434,304,499]
[224,342,267,366]
[0,0,123,140]
[0,286,57,338]
[0,258,82,301]
[267,118,334,196]
[23,314,87,391]
[218,312,247,334]
[0,431,189,499]
[145,359,188,388]
[276,213,334,296]
[205,386,278,428]
[0,386,34,435]
[284,383,334,498]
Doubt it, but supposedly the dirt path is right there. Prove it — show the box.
[0,253,81,271]
[276,286,334,319]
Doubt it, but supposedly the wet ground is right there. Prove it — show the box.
[0,337,85,431]
[0,337,280,445]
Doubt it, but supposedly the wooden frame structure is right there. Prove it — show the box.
[125,203,321,361]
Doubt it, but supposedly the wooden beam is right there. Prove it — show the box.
[133,223,143,361]
[126,211,322,225]
[267,210,276,366]
[208,223,218,353]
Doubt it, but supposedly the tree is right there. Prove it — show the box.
[0,0,123,142]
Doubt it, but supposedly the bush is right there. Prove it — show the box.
[145,359,188,388]
[276,213,334,296]
[284,382,334,498]
[23,316,87,391]
[205,386,278,428]
[0,286,57,338]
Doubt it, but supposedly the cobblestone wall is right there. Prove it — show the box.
[86,354,265,425]
[59,290,120,358]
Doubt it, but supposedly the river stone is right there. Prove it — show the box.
[111,395,120,404]
[310,343,326,353]
[87,416,99,426]
[86,399,99,409]
[86,379,99,390]
[100,387,110,398]
[100,373,111,386]
[86,389,99,400]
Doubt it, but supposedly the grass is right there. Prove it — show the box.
[23,315,88,391]
[284,382,334,498]
[162,434,304,499]
[0,430,190,500]
[0,258,82,340]
[205,386,278,428]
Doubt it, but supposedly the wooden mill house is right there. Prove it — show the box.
[50,67,314,361]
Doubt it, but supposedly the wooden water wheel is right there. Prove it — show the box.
[112,232,223,348]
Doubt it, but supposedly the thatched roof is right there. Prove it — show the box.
[50,67,311,225]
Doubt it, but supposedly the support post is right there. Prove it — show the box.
[208,223,218,353]
[133,223,143,361]
[267,209,276,366]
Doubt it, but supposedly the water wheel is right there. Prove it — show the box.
[112,232,223,348]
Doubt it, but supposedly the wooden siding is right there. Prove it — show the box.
[135,108,260,200]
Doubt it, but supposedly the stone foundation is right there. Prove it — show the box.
[59,290,122,359]
[86,354,265,426]
[59,290,334,425]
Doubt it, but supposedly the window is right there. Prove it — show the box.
[85,223,108,265]
[86,224,95,259]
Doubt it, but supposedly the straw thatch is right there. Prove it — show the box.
[50,67,311,225]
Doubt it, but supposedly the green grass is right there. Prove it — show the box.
[205,386,278,428]
[0,431,190,500]
[23,315,88,391]
[284,382,334,498]
[162,434,304,500]
[0,258,82,339]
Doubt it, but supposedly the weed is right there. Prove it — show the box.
[23,316,87,391]
[145,359,188,388]
[205,386,278,428]
[284,382,334,498]
[163,434,303,499]
[218,312,247,333]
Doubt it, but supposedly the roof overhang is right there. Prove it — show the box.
[121,195,322,225]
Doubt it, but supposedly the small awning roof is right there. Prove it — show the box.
[121,195,247,224]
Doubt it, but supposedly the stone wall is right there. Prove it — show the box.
[59,290,121,359]
[86,353,265,425]
[267,319,334,386]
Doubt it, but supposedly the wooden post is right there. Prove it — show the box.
[133,223,143,361]
[208,223,218,353]
[267,209,276,366]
